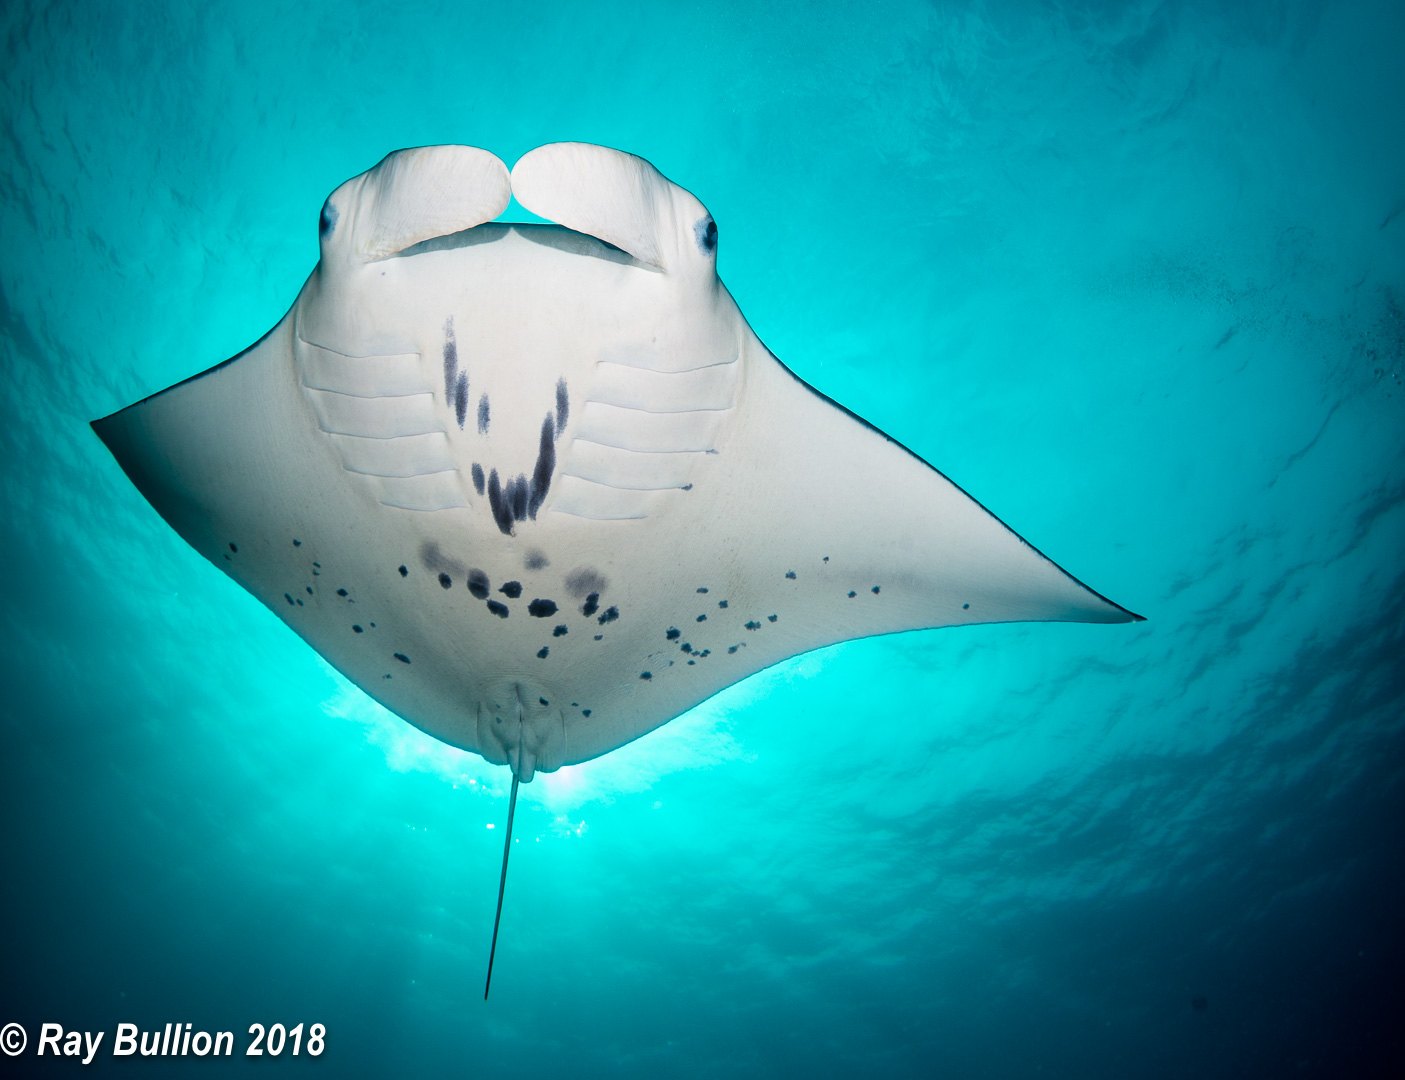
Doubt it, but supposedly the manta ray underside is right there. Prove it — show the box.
[93,142,1141,995]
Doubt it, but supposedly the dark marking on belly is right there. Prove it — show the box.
[438,573,452,590]
[394,652,411,664]
[597,606,619,625]
[471,463,485,496]
[454,372,469,428]
[486,599,509,618]
[666,627,680,641]
[528,414,555,517]
[527,598,558,618]
[468,569,490,599]
[477,393,491,434]
[565,568,607,598]
[581,592,600,618]
[524,550,549,570]
[442,318,459,402]
[537,647,549,659]
[499,580,522,599]
[553,625,568,637]
[555,378,569,435]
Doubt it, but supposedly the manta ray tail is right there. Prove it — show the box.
[483,773,520,1000]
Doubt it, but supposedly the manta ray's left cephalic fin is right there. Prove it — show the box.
[511,142,716,276]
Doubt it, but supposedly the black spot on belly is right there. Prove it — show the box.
[681,642,693,654]
[848,591,857,598]
[398,565,409,577]
[666,627,680,641]
[499,580,523,599]
[640,671,652,680]
[486,600,509,618]
[593,634,603,641]
[228,542,238,553]
[871,585,880,594]
[438,573,452,590]
[471,463,485,496]
[467,569,490,599]
[293,538,302,547]
[823,555,829,562]
[527,598,558,618]
[337,588,349,597]
[394,652,411,664]
[581,593,600,618]
[728,645,739,654]
[696,586,709,594]
[353,625,363,633]
[768,614,778,622]
[537,647,549,659]
[477,393,490,434]
[305,586,313,595]
[696,614,707,623]
[284,593,294,606]
[785,570,796,580]
[745,620,760,631]
[553,625,568,637]
[539,697,549,706]
[524,550,549,570]
[582,709,592,718]
[963,602,970,610]
[718,600,729,608]
[598,606,619,625]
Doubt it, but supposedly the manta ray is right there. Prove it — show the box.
[93,142,1140,994]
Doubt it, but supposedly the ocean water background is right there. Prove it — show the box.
[2,0,1402,1075]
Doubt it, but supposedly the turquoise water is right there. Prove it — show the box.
[3,0,1403,1075]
